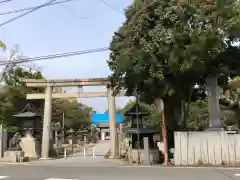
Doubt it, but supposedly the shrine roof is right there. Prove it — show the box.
[124,103,150,116]
[13,111,42,118]
[13,103,43,118]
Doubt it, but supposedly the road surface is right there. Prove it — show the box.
[1,141,240,180]
[0,164,240,180]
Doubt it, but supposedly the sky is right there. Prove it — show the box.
[0,0,134,112]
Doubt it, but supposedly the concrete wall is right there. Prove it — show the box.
[131,149,159,164]
[174,131,240,165]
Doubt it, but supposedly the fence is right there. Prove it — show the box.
[174,131,240,165]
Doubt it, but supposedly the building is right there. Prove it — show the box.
[91,113,124,140]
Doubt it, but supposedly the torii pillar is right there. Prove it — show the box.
[108,86,117,158]
[41,85,53,159]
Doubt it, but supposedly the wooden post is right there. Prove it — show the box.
[128,144,133,165]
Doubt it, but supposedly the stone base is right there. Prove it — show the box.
[39,157,52,160]
[204,127,224,131]
[4,151,24,163]
[109,156,120,159]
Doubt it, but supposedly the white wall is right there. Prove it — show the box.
[174,131,240,165]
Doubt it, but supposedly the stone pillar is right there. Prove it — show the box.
[0,125,7,158]
[108,86,117,158]
[41,85,52,159]
[143,137,150,165]
[206,76,221,129]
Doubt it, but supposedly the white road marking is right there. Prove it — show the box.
[0,176,8,179]
[234,174,240,176]
[44,179,78,180]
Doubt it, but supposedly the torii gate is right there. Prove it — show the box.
[23,78,119,159]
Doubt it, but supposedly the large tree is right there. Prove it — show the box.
[0,66,44,128]
[108,0,240,130]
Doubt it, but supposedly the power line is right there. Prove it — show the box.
[0,0,13,4]
[0,0,57,27]
[0,0,77,16]
[99,0,124,15]
[0,47,109,66]
[58,3,89,20]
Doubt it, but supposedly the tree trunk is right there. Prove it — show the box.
[163,95,181,148]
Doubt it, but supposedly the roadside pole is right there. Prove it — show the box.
[156,98,168,166]
[161,102,168,166]
[62,112,65,143]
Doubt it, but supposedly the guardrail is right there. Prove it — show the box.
[63,147,96,159]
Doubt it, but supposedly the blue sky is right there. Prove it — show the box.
[0,0,134,112]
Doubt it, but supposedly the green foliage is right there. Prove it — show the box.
[0,40,6,50]
[187,100,209,130]
[0,67,44,127]
[122,100,162,128]
[187,99,237,130]
[4,67,43,87]
[109,0,240,98]
[108,0,240,130]
[220,83,240,126]
[52,99,92,129]
[104,108,121,114]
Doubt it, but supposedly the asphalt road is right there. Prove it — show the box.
[0,164,240,180]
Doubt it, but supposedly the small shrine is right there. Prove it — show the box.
[123,103,161,149]
[11,103,43,159]
[13,103,43,135]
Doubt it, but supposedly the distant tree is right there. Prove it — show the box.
[52,99,92,129]
[0,40,6,50]
[0,66,44,127]
[104,107,121,114]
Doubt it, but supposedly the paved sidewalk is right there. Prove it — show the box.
[28,140,113,166]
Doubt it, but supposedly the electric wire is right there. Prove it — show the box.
[0,47,109,66]
[0,0,13,4]
[99,0,124,14]
[0,0,77,16]
[58,3,89,20]
[0,0,57,27]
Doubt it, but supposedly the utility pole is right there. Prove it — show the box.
[135,90,141,165]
